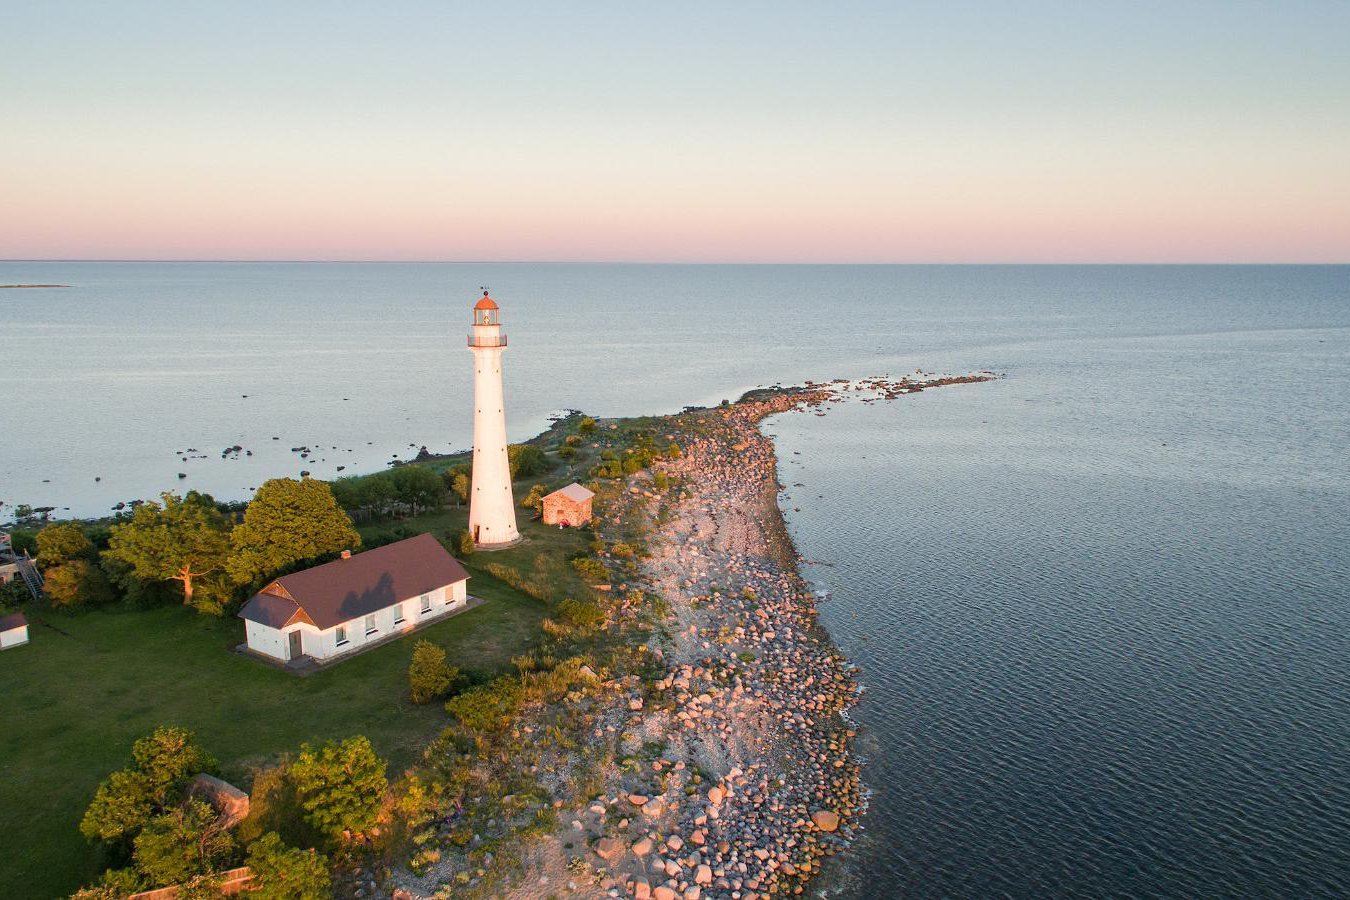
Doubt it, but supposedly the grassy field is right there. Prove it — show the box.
[0,573,546,898]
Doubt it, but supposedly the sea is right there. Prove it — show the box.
[3,262,1348,897]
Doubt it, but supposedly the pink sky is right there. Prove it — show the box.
[4,3,1348,262]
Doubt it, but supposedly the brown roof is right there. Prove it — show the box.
[238,533,469,631]
[475,292,499,310]
[547,483,595,503]
[0,611,27,632]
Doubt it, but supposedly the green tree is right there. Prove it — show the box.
[228,479,360,585]
[289,736,388,840]
[446,468,471,507]
[131,726,218,804]
[80,770,156,843]
[408,639,458,704]
[0,576,33,608]
[71,868,144,900]
[36,521,93,567]
[246,832,331,900]
[520,483,547,513]
[390,465,444,516]
[104,492,232,608]
[508,444,549,479]
[43,558,116,608]
[132,798,234,887]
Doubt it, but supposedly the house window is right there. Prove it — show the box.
[420,593,432,614]
[364,614,377,636]
[393,603,406,625]
[335,626,348,646]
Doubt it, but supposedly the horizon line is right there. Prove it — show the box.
[3,258,1348,266]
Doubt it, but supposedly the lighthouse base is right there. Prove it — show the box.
[472,535,524,552]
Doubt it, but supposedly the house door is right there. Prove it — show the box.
[288,631,303,660]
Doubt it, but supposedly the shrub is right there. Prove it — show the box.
[578,416,596,433]
[43,559,117,608]
[289,736,388,840]
[132,798,234,887]
[408,640,459,704]
[508,444,549,479]
[666,442,682,458]
[80,770,156,843]
[558,445,577,460]
[653,471,670,491]
[570,557,607,582]
[246,832,331,900]
[131,726,218,803]
[455,529,475,556]
[520,483,547,512]
[444,677,524,731]
[36,522,93,567]
[557,597,605,631]
[564,434,583,447]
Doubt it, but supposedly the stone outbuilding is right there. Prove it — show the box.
[542,482,595,527]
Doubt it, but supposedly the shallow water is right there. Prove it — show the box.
[4,263,1349,896]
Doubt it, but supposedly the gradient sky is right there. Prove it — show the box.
[3,1,1348,262]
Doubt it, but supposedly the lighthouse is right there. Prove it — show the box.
[467,290,520,548]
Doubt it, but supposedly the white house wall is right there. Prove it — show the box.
[245,619,288,661]
[246,579,469,663]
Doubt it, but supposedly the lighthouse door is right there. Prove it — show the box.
[474,525,481,543]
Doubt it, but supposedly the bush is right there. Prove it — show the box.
[132,798,234,887]
[455,529,475,556]
[444,677,524,731]
[289,736,388,840]
[578,416,596,433]
[508,444,549,479]
[36,522,93,567]
[558,445,578,461]
[557,597,605,631]
[520,483,547,512]
[570,557,607,582]
[246,832,331,900]
[80,770,156,843]
[408,640,459,704]
[43,559,117,608]
[666,442,682,458]
[564,435,583,447]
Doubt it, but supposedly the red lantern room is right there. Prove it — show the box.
[473,291,499,326]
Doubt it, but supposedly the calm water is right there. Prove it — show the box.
[4,263,1349,896]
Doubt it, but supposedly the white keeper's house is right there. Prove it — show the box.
[238,533,470,665]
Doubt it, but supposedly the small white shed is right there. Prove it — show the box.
[1,611,30,649]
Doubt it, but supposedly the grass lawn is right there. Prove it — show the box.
[0,573,545,898]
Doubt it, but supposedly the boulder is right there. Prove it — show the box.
[595,836,625,861]
[811,809,840,832]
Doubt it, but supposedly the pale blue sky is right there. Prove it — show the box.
[4,1,1348,261]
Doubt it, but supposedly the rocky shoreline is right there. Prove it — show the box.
[540,374,993,899]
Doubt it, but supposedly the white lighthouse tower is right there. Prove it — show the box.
[467,290,520,548]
